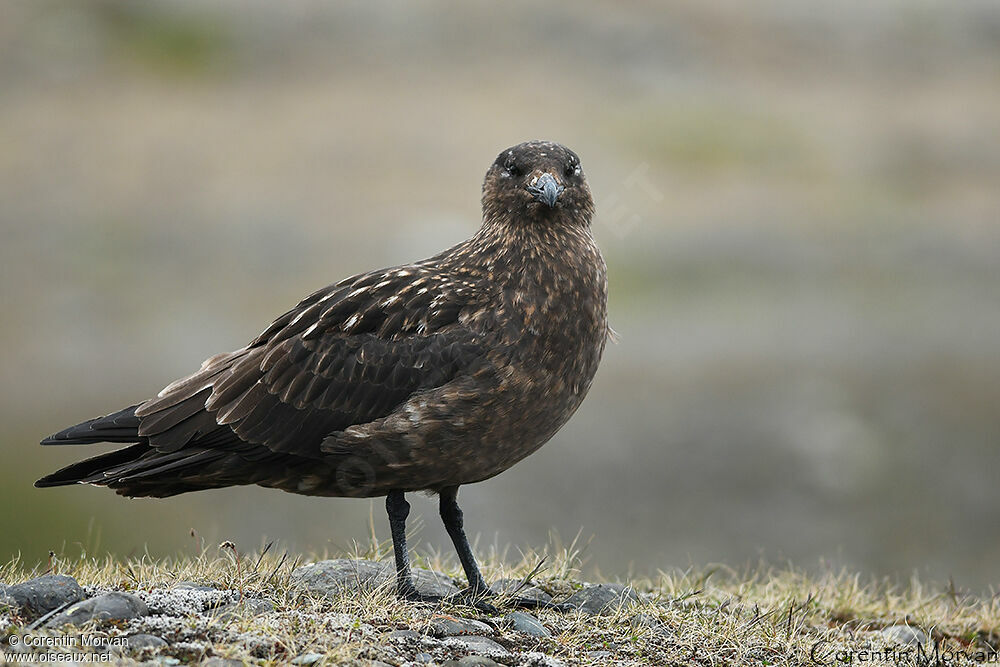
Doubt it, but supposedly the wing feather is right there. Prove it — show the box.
[132,265,486,459]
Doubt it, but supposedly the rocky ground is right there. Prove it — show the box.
[1,559,643,666]
[2,551,999,666]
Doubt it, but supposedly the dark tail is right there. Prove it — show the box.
[35,443,150,488]
[36,405,146,488]
[36,404,235,497]
[40,405,143,445]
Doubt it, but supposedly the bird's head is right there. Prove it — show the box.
[482,141,594,227]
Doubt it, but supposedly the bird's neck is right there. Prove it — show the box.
[465,215,606,304]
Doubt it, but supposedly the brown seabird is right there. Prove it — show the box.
[37,140,608,608]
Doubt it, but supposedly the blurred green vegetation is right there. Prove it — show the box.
[101,3,230,76]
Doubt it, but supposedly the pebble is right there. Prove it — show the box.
[292,559,459,599]
[6,574,85,619]
[562,583,640,615]
[127,634,169,650]
[443,636,512,661]
[291,653,324,665]
[505,611,550,637]
[201,658,244,667]
[210,597,274,621]
[880,625,928,647]
[442,656,503,666]
[587,650,613,660]
[387,629,423,642]
[45,591,149,627]
[428,614,494,637]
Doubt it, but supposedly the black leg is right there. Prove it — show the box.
[438,485,574,613]
[439,486,490,594]
[387,486,570,612]
[386,489,418,598]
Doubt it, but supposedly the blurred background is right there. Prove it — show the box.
[2,1,999,592]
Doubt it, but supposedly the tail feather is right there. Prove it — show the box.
[40,406,142,445]
[34,443,149,487]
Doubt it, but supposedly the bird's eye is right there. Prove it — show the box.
[564,161,581,178]
[503,160,520,178]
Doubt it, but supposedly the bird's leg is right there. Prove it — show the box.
[385,490,420,600]
[386,489,482,607]
[439,485,573,612]
[438,486,490,595]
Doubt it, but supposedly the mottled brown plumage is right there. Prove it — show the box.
[37,141,607,607]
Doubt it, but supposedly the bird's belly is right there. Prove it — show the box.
[312,329,605,496]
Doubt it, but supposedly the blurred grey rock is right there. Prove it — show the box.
[290,653,324,665]
[415,652,434,663]
[491,578,552,604]
[587,650,613,660]
[210,597,274,621]
[429,614,493,637]
[292,559,458,598]
[126,634,168,650]
[7,574,85,618]
[201,659,244,667]
[443,636,512,661]
[880,625,928,646]
[563,583,639,615]
[46,591,149,627]
[505,611,550,637]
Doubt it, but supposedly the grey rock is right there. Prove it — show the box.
[412,568,461,598]
[429,614,494,637]
[291,653,324,665]
[292,559,459,599]
[414,652,434,663]
[562,583,639,615]
[210,597,274,621]
[7,574,85,619]
[443,636,512,661]
[127,634,168,650]
[505,611,550,637]
[587,650,613,660]
[442,655,503,666]
[881,625,928,647]
[387,629,423,642]
[46,591,149,627]
[491,579,552,605]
